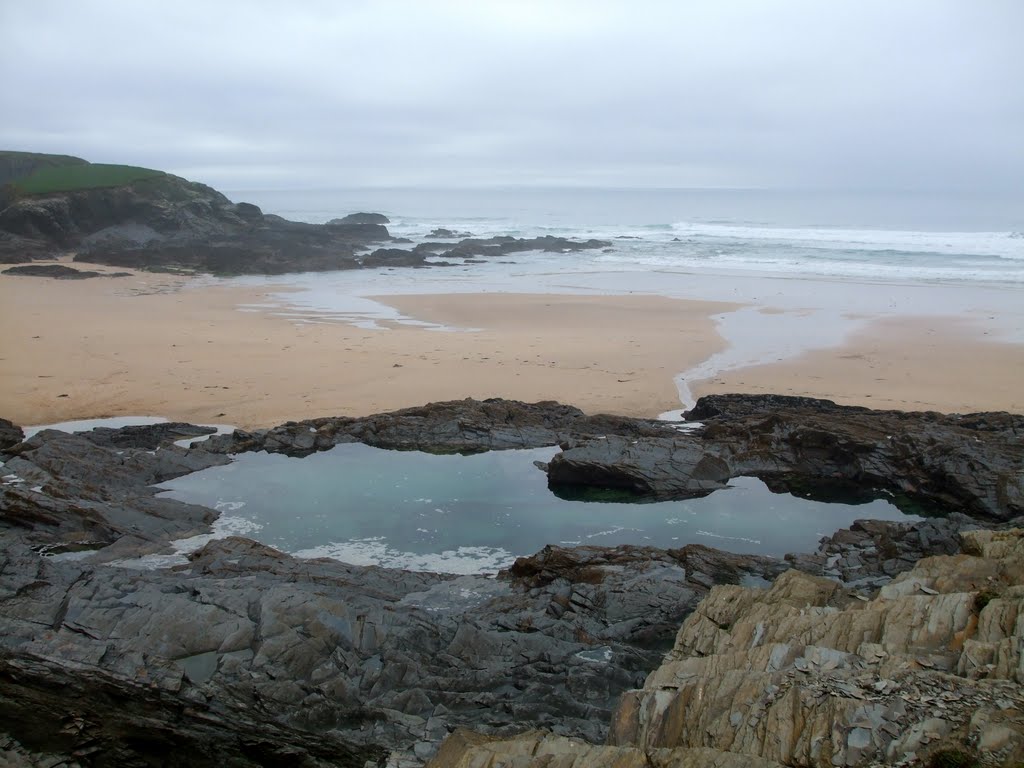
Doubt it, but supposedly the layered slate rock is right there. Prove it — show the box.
[688,394,1024,521]
[202,398,674,457]
[432,529,1024,767]
[545,435,731,499]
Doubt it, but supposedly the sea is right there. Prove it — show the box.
[217,186,1024,412]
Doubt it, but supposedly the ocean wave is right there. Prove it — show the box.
[668,222,1024,260]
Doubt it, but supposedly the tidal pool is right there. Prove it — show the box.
[156,443,918,574]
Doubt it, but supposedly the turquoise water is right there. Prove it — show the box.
[157,443,917,574]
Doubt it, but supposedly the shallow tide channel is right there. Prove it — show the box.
[156,443,918,574]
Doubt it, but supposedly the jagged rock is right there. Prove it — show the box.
[428,730,786,768]
[327,212,390,225]
[439,529,1024,767]
[787,515,979,589]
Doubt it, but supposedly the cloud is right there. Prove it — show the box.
[1,0,1021,190]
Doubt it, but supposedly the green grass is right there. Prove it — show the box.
[11,163,165,196]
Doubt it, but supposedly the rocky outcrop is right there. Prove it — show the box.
[1,263,131,279]
[414,235,612,260]
[536,394,1022,521]
[545,435,731,499]
[433,528,1024,767]
[0,418,23,450]
[206,395,1022,521]
[328,212,390,225]
[2,397,1022,766]
[0,154,398,274]
[202,398,674,457]
[687,394,1024,522]
[0,416,788,766]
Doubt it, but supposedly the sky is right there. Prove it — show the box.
[1,1,1022,191]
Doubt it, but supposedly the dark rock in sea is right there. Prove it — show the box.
[2,263,131,279]
[438,235,613,260]
[361,247,428,268]
[327,212,390,225]
[429,228,471,238]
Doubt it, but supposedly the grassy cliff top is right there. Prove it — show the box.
[10,163,167,196]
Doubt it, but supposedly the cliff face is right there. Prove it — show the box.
[431,528,1024,767]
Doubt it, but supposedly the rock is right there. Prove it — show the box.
[1,398,1022,766]
[428,228,470,238]
[546,435,730,499]
[438,528,1024,767]
[687,394,1024,521]
[361,248,428,268]
[0,418,23,451]
[78,421,217,450]
[0,412,784,766]
[0,156,394,275]
[202,399,675,457]
[1,264,131,279]
[437,235,612,260]
[327,212,390,225]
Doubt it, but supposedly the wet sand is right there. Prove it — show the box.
[2,265,1021,430]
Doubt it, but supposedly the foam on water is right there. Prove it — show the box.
[292,538,515,575]
[105,512,262,570]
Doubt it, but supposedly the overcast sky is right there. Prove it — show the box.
[1,1,1021,191]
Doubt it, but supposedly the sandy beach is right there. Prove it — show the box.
[1,264,1022,429]
[0,266,734,428]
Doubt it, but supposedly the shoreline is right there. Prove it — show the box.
[2,264,1022,431]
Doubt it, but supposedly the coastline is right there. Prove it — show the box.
[2,264,1022,431]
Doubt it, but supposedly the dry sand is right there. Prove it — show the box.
[692,316,1024,414]
[2,266,1021,430]
[0,267,735,428]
